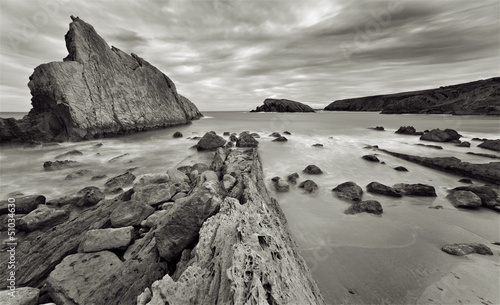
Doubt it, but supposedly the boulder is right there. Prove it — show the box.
[18,205,68,232]
[362,155,380,162]
[312,143,323,147]
[345,200,383,215]
[223,131,230,136]
[0,287,39,305]
[0,195,45,215]
[104,172,136,189]
[446,190,482,208]
[415,143,443,149]
[456,141,471,147]
[395,126,417,135]
[91,174,107,180]
[478,139,500,152]
[132,183,177,206]
[420,128,461,142]
[134,173,170,187]
[55,150,83,159]
[458,178,473,184]
[370,126,384,131]
[192,163,209,174]
[196,131,226,151]
[366,182,402,197]
[272,136,288,142]
[78,226,134,252]
[251,98,315,112]
[43,160,77,171]
[236,132,259,147]
[222,174,237,191]
[173,131,183,138]
[0,17,201,143]
[229,134,238,142]
[332,181,363,202]
[287,172,299,184]
[394,166,408,172]
[393,183,437,197]
[141,210,169,228]
[108,153,130,163]
[303,165,323,174]
[171,192,187,201]
[110,200,155,228]
[0,213,25,231]
[452,185,500,207]
[273,178,290,192]
[441,243,493,256]
[250,133,260,138]
[65,169,93,180]
[48,186,104,207]
[270,132,281,137]
[298,180,318,193]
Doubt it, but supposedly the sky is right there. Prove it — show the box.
[0,0,499,112]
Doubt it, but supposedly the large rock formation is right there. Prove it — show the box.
[251,98,315,112]
[324,77,500,115]
[0,16,202,143]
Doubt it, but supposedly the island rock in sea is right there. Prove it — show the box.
[0,16,202,143]
[323,77,500,115]
[250,98,315,112]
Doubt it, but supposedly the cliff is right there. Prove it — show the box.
[0,16,202,143]
[251,98,315,112]
[324,78,500,115]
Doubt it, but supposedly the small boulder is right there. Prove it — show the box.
[272,136,288,142]
[446,190,482,208]
[108,153,130,163]
[299,180,318,193]
[229,134,238,142]
[65,169,93,180]
[283,131,291,135]
[458,178,473,184]
[273,178,290,192]
[47,186,104,207]
[171,192,187,201]
[236,132,259,147]
[197,131,226,151]
[78,226,134,253]
[393,183,436,197]
[0,287,39,305]
[166,168,190,184]
[420,128,461,142]
[394,166,408,172]
[270,132,281,137]
[362,155,380,162]
[192,163,209,174]
[55,150,83,160]
[478,139,500,152]
[43,160,77,171]
[441,243,493,256]
[345,200,383,215]
[395,126,417,135]
[312,143,323,147]
[456,141,470,148]
[222,174,237,191]
[366,182,402,197]
[303,165,323,174]
[370,126,384,131]
[104,172,136,190]
[332,181,363,202]
[451,185,500,207]
[0,195,45,215]
[287,173,299,184]
[110,200,155,227]
[141,210,169,228]
[132,183,177,206]
[18,205,68,232]
[173,131,183,138]
[134,173,170,187]
[223,131,230,136]
[91,174,107,181]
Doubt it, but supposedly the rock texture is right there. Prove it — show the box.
[478,139,500,152]
[0,17,202,143]
[324,77,500,115]
[441,243,493,256]
[446,190,482,208]
[332,181,363,202]
[0,287,39,305]
[251,98,315,112]
[420,129,461,142]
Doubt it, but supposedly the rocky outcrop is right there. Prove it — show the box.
[236,131,259,147]
[451,185,500,208]
[362,154,380,162]
[196,131,226,151]
[393,183,437,197]
[251,98,315,112]
[299,180,319,193]
[332,181,363,202]
[420,129,461,142]
[366,182,402,197]
[324,77,500,115]
[478,139,500,152]
[441,243,493,256]
[0,17,202,143]
[344,200,383,215]
[446,190,482,208]
[395,126,420,135]
[303,165,323,174]
[272,176,290,192]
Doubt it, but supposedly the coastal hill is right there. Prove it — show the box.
[0,16,202,143]
[251,98,315,112]
[324,77,500,115]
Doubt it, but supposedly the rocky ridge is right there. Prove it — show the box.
[251,98,315,112]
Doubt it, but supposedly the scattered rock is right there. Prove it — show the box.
[65,169,93,180]
[420,128,461,142]
[303,165,323,174]
[287,173,299,184]
[222,174,237,191]
[458,178,473,184]
[250,133,260,138]
[91,174,107,181]
[272,136,288,142]
[48,186,105,207]
[283,131,291,135]
[173,131,183,138]
[223,131,230,136]
[446,190,482,208]
[192,163,209,174]
[196,131,226,151]
[272,177,290,192]
[466,152,499,159]
[270,132,281,137]
[78,226,134,253]
[0,195,45,215]
[456,141,470,147]
[415,143,443,149]
[229,134,238,142]
[132,183,177,206]
[393,183,437,197]
[104,172,136,190]
[55,150,83,159]
[141,210,169,228]
[18,205,68,232]
[332,181,363,202]
[312,143,323,147]
[429,205,443,209]
[43,160,77,171]
[93,143,103,148]
[451,185,500,207]
[345,200,383,215]
[0,287,39,305]
[441,243,493,256]
[370,126,384,131]
[251,98,315,112]
[394,166,408,172]
[478,139,500,152]
[366,182,402,197]
[166,168,189,184]
[110,200,155,228]
[362,155,380,162]
[395,126,418,135]
[108,153,130,163]
[135,173,170,187]
[298,180,318,193]
[236,132,259,147]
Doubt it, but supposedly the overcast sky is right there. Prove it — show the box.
[0,0,499,112]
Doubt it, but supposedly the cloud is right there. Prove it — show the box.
[0,0,498,112]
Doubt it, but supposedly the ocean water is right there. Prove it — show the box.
[1,111,499,304]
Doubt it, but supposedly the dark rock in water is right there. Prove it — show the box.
[478,139,500,152]
[332,181,363,202]
[456,141,471,147]
[366,182,402,197]
[303,165,323,174]
[236,132,259,147]
[362,155,380,162]
[48,186,105,207]
[0,195,45,215]
[393,183,436,197]
[19,205,69,232]
[446,190,482,208]
[229,133,238,142]
[420,129,461,142]
[441,243,493,256]
[466,152,499,159]
[91,174,107,181]
[379,149,500,185]
[415,143,443,149]
[395,126,418,135]
[250,132,260,138]
[223,131,230,136]
[429,205,443,209]
[370,126,384,131]
[312,143,323,147]
[108,153,130,163]
[345,200,383,215]
[226,141,234,148]
[43,160,78,171]
[104,172,136,190]
[110,200,155,227]
[251,98,315,112]
[93,143,103,148]
[273,177,290,192]
[197,131,226,151]
[55,150,83,159]
[299,180,318,193]
[0,17,202,143]
[394,166,408,172]
[173,131,183,138]
[273,136,288,142]
[472,137,489,141]
[451,185,500,208]
[270,132,281,137]
[458,178,473,184]
[65,169,93,180]
[283,131,292,135]
[287,172,299,184]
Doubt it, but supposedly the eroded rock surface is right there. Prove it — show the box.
[441,243,493,256]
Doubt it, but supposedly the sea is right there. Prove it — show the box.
[1,111,499,304]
